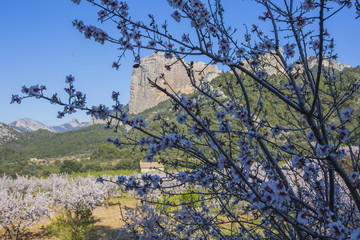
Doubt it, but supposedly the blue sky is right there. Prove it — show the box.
[1,0,359,126]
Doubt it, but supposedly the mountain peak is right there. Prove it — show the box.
[50,119,89,132]
[69,118,83,127]
[7,118,53,132]
[5,118,89,133]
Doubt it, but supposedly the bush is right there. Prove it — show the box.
[83,163,104,172]
[113,158,139,170]
[47,207,96,240]
[180,187,202,208]
[60,160,84,174]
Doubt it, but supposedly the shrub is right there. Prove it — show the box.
[47,207,96,240]
[60,160,84,174]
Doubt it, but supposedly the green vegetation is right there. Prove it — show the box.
[47,207,96,240]
[68,169,138,178]
[60,160,85,174]
[0,125,122,163]
[210,66,360,147]
[1,66,360,177]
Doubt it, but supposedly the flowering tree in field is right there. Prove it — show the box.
[0,174,120,240]
[41,174,119,239]
[0,176,52,240]
[13,0,360,239]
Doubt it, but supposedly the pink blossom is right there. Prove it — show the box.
[341,108,353,121]
[112,61,120,70]
[311,39,320,50]
[328,122,336,133]
[167,0,185,9]
[236,48,245,58]
[177,113,188,124]
[66,74,75,84]
[329,75,338,83]
[350,228,360,240]
[256,69,268,80]
[207,25,218,37]
[294,16,306,29]
[337,125,350,142]
[148,40,157,47]
[350,172,360,181]
[97,9,107,21]
[71,0,81,5]
[10,95,21,104]
[306,130,316,142]
[302,0,316,11]
[316,144,333,157]
[217,154,225,170]
[283,43,296,57]
[297,211,308,224]
[171,11,181,22]
[57,111,65,119]
[271,124,283,136]
[329,221,349,239]
[291,153,308,168]
[181,34,190,43]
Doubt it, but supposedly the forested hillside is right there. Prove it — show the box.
[1,66,359,177]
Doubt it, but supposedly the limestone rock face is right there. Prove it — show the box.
[241,49,284,76]
[129,52,221,114]
[89,117,107,126]
[241,49,351,75]
[0,123,19,144]
[302,57,351,72]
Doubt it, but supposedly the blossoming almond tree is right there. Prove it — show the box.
[0,174,119,240]
[0,176,52,240]
[13,0,360,239]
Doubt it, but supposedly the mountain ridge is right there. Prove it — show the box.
[1,66,359,176]
[6,118,89,133]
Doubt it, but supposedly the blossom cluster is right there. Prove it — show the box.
[73,20,108,44]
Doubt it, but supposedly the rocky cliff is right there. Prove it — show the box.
[241,49,284,76]
[128,52,221,114]
[300,57,351,72]
[89,117,107,126]
[241,49,351,75]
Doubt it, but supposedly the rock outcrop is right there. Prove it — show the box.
[129,52,221,114]
[89,117,106,126]
[241,49,351,75]
[241,49,284,76]
[301,57,351,72]
[0,123,19,144]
